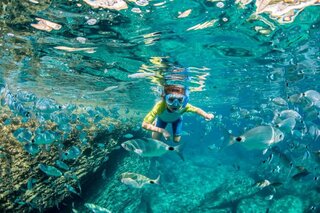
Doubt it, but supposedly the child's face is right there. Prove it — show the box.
[165,93,185,111]
[167,105,180,111]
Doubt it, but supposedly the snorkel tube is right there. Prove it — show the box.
[182,86,189,107]
[162,66,190,108]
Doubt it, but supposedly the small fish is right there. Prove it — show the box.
[27,178,37,190]
[278,110,302,120]
[229,126,284,154]
[121,172,160,188]
[292,168,310,181]
[65,184,80,196]
[123,133,134,139]
[28,0,39,3]
[178,9,192,18]
[14,198,27,206]
[128,72,155,79]
[302,150,311,161]
[303,90,320,103]
[266,153,274,164]
[54,46,96,53]
[84,203,111,213]
[24,143,40,155]
[102,155,109,163]
[104,86,118,92]
[55,160,70,171]
[275,117,296,133]
[265,195,274,200]
[272,97,287,106]
[39,164,62,177]
[254,179,271,189]
[288,93,303,103]
[34,130,57,145]
[121,138,184,160]
[62,146,81,160]
[308,125,320,141]
[31,18,61,32]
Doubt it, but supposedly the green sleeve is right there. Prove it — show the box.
[184,103,199,113]
[143,101,166,124]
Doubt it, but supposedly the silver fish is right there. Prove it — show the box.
[272,97,287,106]
[278,110,302,120]
[303,90,320,103]
[275,117,296,133]
[121,138,184,160]
[254,179,271,189]
[84,203,111,213]
[128,72,155,79]
[230,126,284,154]
[308,125,320,141]
[121,172,160,188]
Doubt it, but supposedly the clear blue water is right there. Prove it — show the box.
[0,0,320,212]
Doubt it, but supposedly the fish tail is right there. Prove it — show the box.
[228,134,236,146]
[173,144,185,161]
[217,126,236,148]
[154,175,160,185]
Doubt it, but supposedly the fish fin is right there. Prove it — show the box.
[219,128,236,147]
[262,148,268,155]
[228,134,236,146]
[134,149,143,155]
[172,144,185,161]
[154,175,160,185]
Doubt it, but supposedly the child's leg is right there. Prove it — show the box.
[152,118,167,140]
[173,136,181,143]
[172,117,183,143]
[152,132,162,140]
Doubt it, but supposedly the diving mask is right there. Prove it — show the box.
[165,94,185,109]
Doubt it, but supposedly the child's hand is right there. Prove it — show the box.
[205,113,214,121]
[162,129,171,140]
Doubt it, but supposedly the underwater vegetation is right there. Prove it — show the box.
[0,85,143,212]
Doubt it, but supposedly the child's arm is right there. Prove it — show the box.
[142,121,170,138]
[194,108,214,120]
[186,104,214,120]
[141,101,171,139]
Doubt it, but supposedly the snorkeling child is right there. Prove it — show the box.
[142,84,214,143]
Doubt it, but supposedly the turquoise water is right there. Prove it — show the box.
[0,0,320,212]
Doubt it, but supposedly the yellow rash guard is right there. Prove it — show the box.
[143,101,198,123]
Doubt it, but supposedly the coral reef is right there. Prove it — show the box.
[0,103,140,212]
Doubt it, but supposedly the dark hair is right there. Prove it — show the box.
[163,85,185,96]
